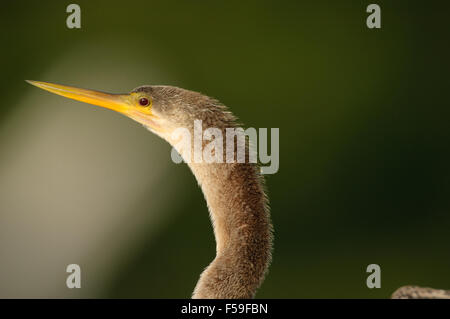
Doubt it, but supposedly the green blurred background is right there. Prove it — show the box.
[0,1,449,298]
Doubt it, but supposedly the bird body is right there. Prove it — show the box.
[27,81,273,298]
[392,286,450,299]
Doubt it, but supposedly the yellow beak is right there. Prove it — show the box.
[26,80,132,115]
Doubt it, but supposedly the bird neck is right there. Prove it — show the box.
[189,161,272,299]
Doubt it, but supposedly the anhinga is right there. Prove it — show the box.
[26,80,272,299]
[27,80,449,299]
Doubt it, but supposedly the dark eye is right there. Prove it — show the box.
[139,97,149,106]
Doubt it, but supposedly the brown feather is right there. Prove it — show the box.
[134,85,273,298]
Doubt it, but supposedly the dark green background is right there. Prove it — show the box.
[1,1,449,298]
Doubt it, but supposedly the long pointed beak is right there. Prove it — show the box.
[26,80,131,114]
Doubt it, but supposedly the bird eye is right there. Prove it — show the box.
[139,97,149,106]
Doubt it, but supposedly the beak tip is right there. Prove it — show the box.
[26,80,49,91]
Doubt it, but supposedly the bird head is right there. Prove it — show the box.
[26,80,231,144]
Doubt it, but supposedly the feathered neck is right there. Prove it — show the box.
[189,160,272,298]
